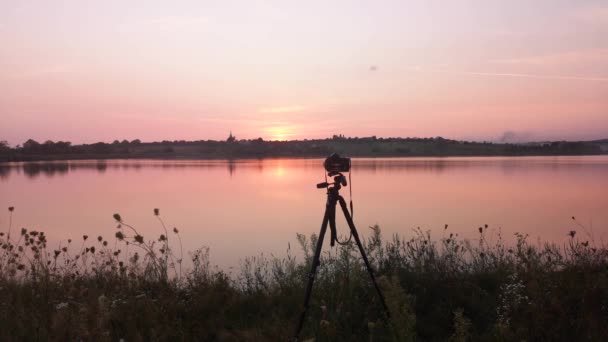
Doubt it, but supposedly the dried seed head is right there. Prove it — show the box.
[8,207,14,212]
[154,208,159,216]
[83,235,88,240]
[115,231,124,240]
[173,227,179,234]
[134,235,144,244]
[97,236,102,242]
[113,213,122,222]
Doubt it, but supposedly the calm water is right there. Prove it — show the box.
[1,156,607,269]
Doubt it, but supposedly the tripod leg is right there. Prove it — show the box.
[338,196,391,319]
[329,202,338,247]
[293,207,331,340]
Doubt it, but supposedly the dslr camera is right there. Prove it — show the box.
[323,153,351,173]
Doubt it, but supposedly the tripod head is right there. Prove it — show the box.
[316,172,347,191]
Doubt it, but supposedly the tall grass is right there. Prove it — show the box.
[1,207,607,341]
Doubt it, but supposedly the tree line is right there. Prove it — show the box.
[0,136,605,162]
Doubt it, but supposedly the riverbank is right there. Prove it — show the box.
[2,137,606,163]
[1,208,606,341]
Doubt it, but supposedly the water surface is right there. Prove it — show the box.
[1,156,607,269]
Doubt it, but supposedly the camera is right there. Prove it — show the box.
[323,153,351,173]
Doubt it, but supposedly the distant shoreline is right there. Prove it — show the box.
[2,136,607,163]
[2,153,608,165]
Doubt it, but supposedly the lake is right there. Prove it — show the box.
[1,156,607,270]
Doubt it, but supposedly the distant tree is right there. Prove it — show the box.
[112,140,120,145]
[0,140,9,153]
[121,139,129,145]
[23,139,39,149]
[130,139,141,145]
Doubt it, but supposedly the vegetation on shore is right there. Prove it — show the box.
[1,135,606,162]
[1,207,607,341]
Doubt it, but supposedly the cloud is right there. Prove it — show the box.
[492,49,608,67]
[120,15,208,34]
[498,131,534,143]
[258,106,308,114]
[404,66,608,82]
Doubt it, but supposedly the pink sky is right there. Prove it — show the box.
[1,0,607,144]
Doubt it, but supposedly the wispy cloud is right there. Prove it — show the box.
[120,15,208,33]
[258,106,308,114]
[404,66,608,82]
[10,64,72,80]
[492,49,608,67]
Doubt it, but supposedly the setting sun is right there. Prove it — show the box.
[265,125,295,141]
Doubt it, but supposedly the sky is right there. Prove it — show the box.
[1,0,607,144]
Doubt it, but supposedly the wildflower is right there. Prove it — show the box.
[478,227,483,233]
[173,227,179,234]
[103,241,108,246]
[29,231,38,236]
[17,264,25,270]
[67,239,71,243]
[83,235,88,240]
[113,213,122,222]
[56,302,69,310]
[115,231,124,240]
[8,207,14,212]
[445,224,448,229]
[21,228,27,236]
[98,236,103,242]
[159,234,166,241]
[54,250,61,257]
[62,247,67,252]
[154,208,159,216]
[90,246,96,253]
[569,230,576,238]
[134,235,144,244]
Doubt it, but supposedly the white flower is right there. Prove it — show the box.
[56,302,69,310]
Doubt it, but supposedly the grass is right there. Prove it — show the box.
[1,207,607,341]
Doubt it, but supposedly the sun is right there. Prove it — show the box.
[265,125,295,141]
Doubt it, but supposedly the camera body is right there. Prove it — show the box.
[323,153,351,173]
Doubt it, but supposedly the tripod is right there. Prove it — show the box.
[293,172,391,340]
